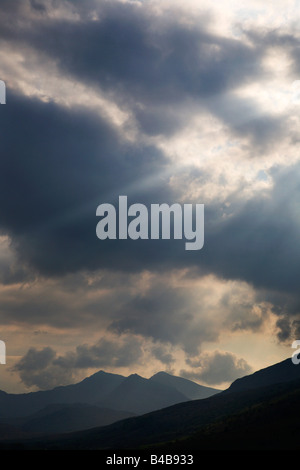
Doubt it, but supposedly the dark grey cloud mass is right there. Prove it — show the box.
[1,91,299,316]
[11,346,66,389]
[181,351,252,385]
[151,345,175,365]
[12,336,143,389]
[202,162,300,296]
[0,0,299,362]
[0,0,287,144]
[0,92,174,274]
[109,282,219,356]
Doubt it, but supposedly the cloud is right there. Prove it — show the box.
[14,346,56,372]
[0,92,300,348]
[11,346,68,389]
[108,274,271,355]
[276,317,292,342]
[30,0,47,13]
[0,1,298,298]
[0,0,300,394]
[0,91,175,275]
[54,337,143,369]
[0,0,286,145]
[12,335,144,389]
[198,161,300,299]
[150,345,175,365]
[109,283,220,356]
[181,350,252,385]
[0,265,272,377]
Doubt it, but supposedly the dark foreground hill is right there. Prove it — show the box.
[226,357,300,393]
[1,356,298,450]
[156,381,300,450]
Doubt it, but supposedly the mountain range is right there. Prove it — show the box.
[0,356,298,450]
[0,370,219,436]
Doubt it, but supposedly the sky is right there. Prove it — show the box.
[0,0,299,393]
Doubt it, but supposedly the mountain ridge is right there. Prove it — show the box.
[0,356,296,449]
[150,371,221,399]
[98,373,189,414]
[0,369,219,420]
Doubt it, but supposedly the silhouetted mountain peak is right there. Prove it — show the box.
[27,359,300,450]
[98,373,189,415]
[80,369,125,384]
[126,373,143,381]
[151,371,170,378]
[1,358,300,449]
[0,369,195,419]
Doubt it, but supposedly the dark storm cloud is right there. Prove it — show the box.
[12,336,143,389]
[105,272,276,355]
[0,90,300,333]
[29,0,47,13]
[0,0,300,342]
[199,162,300,298]
[181,351,252,385]
[276,317,292,342]
[11,346,69,389]
[0,243,33,285]
[12,3,260,100]
[14,346,56,372]
[109,284,208,355]
[1,90,300,330]
[151,345,175,365]
[109,281,246,356]
[0,0,24,16]
[0,92,175,275]
[54,337,143,369]
[208,93,287,151]
[0,0,285,143]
